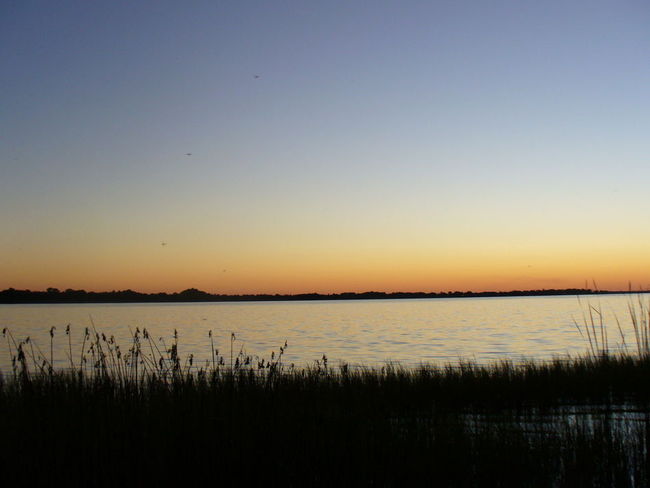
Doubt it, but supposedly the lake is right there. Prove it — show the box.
[0,294,645,373]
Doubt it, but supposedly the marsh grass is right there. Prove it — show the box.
[3,297,650,486]
[1,350,649,486]
[573,291,650,360]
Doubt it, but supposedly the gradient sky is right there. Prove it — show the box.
[2,0,650,294]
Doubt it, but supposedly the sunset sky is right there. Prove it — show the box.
[2,1,650,294]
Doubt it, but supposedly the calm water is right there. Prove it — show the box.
[0,294,645,373]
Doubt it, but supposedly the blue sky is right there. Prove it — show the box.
[2,1,650,293]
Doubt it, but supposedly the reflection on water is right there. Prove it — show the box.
[0,294,644,372]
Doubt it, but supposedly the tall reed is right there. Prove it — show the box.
[573,292,650,358]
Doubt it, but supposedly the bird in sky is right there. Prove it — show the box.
[161,242,167,247]
[254,74,260,79]
[185,153,192,156]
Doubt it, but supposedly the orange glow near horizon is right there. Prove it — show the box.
[3,240,650,295]
[4,197,650,295]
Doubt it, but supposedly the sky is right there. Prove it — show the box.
[1,0,650,294]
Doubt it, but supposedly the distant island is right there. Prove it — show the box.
[0,287,646,304]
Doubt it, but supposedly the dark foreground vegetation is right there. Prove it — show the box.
[2,322,650,487]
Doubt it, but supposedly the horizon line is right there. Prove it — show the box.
[2,286,649,305]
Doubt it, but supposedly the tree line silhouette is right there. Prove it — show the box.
[0,287,623,304]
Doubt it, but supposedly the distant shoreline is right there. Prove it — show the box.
[1,287,648,304]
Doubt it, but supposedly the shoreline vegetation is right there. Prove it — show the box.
[3,297,650,486]
[2,286,648,304]
[2,350,650,486]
